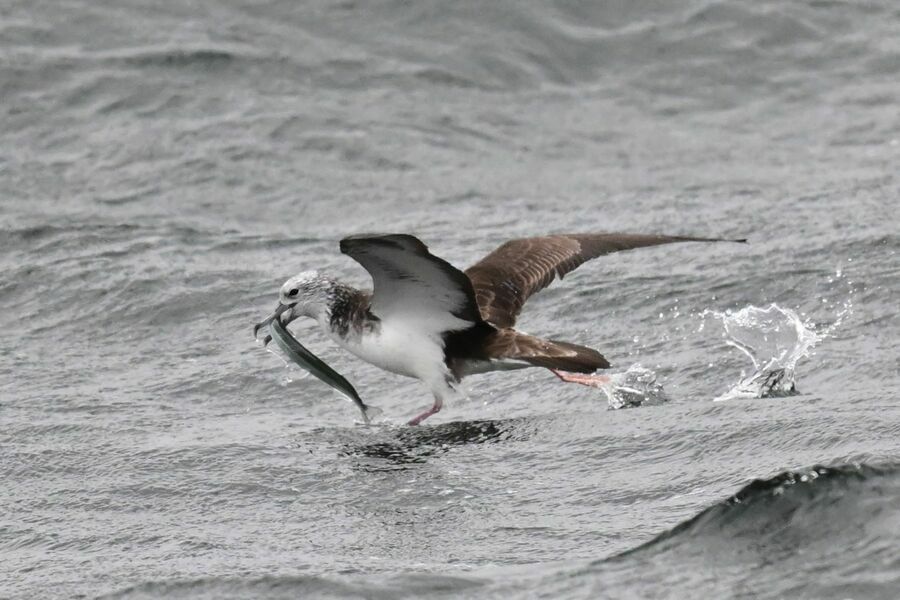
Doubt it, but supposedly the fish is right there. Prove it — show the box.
[263,316,380,424]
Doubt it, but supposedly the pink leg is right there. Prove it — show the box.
[407,396,443,426]
[551,369,612,388]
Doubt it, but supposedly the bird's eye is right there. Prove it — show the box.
[288,288,299,297]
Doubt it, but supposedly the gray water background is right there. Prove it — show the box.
[2,1,899,598]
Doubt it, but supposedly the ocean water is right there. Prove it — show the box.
[2,1,899,598]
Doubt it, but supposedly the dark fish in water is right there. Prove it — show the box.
[260,315,380,424]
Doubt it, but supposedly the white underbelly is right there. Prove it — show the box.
[334,324,446,381]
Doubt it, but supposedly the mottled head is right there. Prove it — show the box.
[252,270,342,342]
[277,270,336,324]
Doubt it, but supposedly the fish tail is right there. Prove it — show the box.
[360,404,383,424]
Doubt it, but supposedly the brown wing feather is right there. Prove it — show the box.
[465,233,745,328]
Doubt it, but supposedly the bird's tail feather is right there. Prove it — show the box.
[495,331,610,373]
[517,341,610,373]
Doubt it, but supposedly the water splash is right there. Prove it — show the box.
[710,304,820,401]
[603,364,670,409]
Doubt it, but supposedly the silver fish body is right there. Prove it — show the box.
[268,318,378,424]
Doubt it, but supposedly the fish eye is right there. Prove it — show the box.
[288,288,299,297]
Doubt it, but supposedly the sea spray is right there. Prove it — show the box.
[603,364,670,409]
[710,304,821,401]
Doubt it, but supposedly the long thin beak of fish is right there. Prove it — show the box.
[253,303,292,340]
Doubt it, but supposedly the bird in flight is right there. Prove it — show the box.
[257,233,743,425]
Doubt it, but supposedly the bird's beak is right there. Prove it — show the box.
[253,303,294,343]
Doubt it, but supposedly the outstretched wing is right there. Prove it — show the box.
[465,233,744,328]
[340,234,482,327]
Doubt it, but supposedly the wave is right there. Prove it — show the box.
[98,462,900,599]
[612,462,900,559]
[9,0,897,95]
[100,573,484,600]
[114,47,243,69]
[568,462,900,598]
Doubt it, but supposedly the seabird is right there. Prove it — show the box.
[257,233,743,425]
